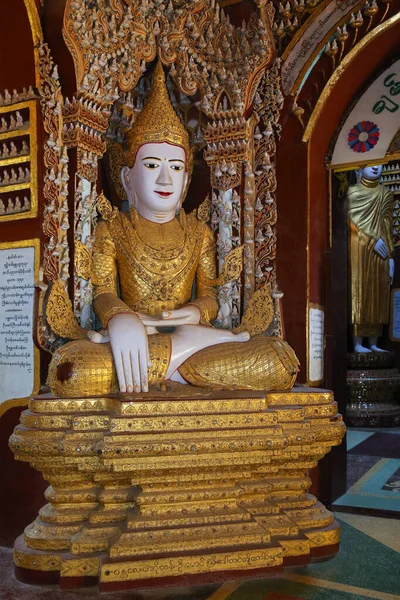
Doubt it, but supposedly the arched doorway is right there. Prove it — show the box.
[277,15,400,505]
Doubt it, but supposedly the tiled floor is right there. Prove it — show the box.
[345,430,375,451]
[333,428,400,515]
[1,514,399,600]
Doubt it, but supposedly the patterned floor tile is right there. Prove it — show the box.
[382,465,400,492]
[227,518,400,600]
[348,433,400,459]
[334,458,400,513]
[336,512,400,552]
[263,593,305,599]
[346,454,381,489]
[346,430,375,451]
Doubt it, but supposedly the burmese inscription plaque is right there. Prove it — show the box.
[308,305,324,384]
[0,243,36,405]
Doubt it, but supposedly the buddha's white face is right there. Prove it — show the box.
[121,142,188,223]
[362,165,382,181]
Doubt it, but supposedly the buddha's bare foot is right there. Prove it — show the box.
[167,325,250,380]
[369,345,388,353]
[214,329,250,343]
[354,343,372,353]
[175,325,250,344]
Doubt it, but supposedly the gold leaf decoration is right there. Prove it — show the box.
[196,194,211,224]
[234,284,273,336]
[204,245,244,287]
[96,192,115,222]
[46,279,87,340]
[75,240,92,280]
[107,141,127,201]
[334,171,350,199]
[219,245,244,284]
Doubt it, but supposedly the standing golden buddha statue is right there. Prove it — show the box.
[48,62,299,396]
[347,165,395,353]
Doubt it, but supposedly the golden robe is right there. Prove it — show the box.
[47,206,299,396]
[91,207,219,327]
[348,179,394,337]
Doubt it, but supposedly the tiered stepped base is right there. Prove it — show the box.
[10,385,345,592]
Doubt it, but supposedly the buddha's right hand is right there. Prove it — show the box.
[374,238,389,259]
[107,313,150,393]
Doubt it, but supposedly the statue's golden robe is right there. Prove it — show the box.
[47,205,299,395]
[92,207,219,326]
[348,179,394,337]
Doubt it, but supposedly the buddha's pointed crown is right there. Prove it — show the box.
[125,61,191,168]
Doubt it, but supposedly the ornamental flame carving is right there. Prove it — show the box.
[37,42,71,286]
[253,61,284,291]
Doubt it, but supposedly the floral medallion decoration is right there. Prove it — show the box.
[348,121,380,153]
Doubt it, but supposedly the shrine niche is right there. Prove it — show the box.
[344,163,400,425]
[41,0,283,333]
[0,92,37,221]
[6,0,345,592]
[321,52,400,428]
[332,159,400,427]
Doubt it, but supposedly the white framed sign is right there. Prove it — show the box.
[390,288,400,341]
[308,304,325,385]
[0,239,40,414]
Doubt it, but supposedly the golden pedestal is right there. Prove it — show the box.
[10,385,345,592]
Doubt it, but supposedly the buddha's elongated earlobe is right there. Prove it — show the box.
[121,166,130,192]
[121,166,138,208]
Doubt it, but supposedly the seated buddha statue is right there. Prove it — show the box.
[48,63,299,397]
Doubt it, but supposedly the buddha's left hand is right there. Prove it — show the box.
[138,306,201,327]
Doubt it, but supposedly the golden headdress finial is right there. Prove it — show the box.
[125,61,191,169]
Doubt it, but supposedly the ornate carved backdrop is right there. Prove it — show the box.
[36,0,287,347]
